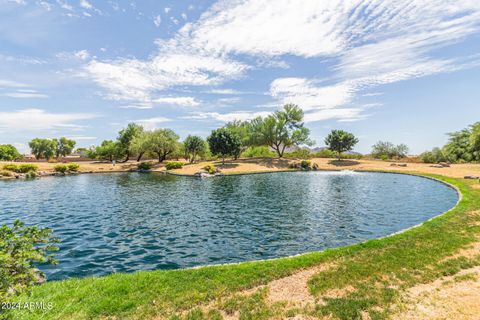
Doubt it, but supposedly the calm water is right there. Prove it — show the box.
[0,171,458,280]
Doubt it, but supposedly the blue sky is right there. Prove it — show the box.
[1,0,480,154]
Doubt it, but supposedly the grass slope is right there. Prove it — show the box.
[10,174,480,320]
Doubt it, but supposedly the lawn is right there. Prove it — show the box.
[9,174,480,320]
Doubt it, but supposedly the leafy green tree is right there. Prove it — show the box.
[0,220,59,302]
[184,135,206,163]
[95,140,123,162]
[224,120,253,159]
[145,129,180,162]
[443,128,473,162]
[250,104,313,157]
[325,130,359,159]
[371,141,409,159]
[0,144,21,161]
[130,132,151,162]
[117,123,144,162]
[28,138,57,160]
[207,128,242,165]
[53,137,76,158]
[469,122,480,153]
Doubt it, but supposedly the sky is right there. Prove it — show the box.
[1,0,480,154]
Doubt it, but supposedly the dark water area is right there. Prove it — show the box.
[0,171,458,280]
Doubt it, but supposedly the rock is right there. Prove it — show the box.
[439,162,451,167]
[312,163,319,171]
[430,165,443,168]
[464,175,480,179]
[390,163,407,167]
[194,171,214,178]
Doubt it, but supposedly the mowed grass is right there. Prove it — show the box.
[10,174,480,320]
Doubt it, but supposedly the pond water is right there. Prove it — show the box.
[0,171,458,280]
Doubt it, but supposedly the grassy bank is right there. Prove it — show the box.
[9,174,480,320]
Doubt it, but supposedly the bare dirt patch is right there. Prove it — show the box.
[392,266,480,320]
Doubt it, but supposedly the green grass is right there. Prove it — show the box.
[9,174,480,320]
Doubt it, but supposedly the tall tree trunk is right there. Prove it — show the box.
[120,152,129,163]
[136,152,144,162]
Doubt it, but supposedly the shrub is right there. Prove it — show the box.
[0,220,59,302]
[203,164,217,174]
[137,162,153,171]
[53,164,68,174]
[2,164,18,172]
[420,147,447,164]
[25,171,37,179]
[0,170,13,177]
[47,158,57,163]
[67,163,80,172]
[17,164,38,173]
[242,146,276,158]
[284,148,311,159]
[300,160,312,169]
[165,162,183,170]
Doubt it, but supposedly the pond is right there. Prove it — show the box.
[0,171,458,280]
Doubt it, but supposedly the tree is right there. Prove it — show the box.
[130,132,151,162]
[95,140,123,162]
[117,123,144,162]
[0,144,21,161]
[250,104,313,157]
[469,122,480,152]
[207,128,242,165]
[324,130,359,159]
[28,138,57,160]
[145,129,179,162]
[54,137,76,158]
[371,141,409,159]
[184,135,206,163]
[443,128,473,162]
[224,120,252,159]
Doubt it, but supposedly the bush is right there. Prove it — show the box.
[300,160,312,169]
[0,220,59,302]
[284,148,312,159]
[137,162,153,171]
[47,158,57,163]
[25,171,37,179]
[2,164,18,172]
[67,163,80,172]
[17,164,38,173]
[0,170,13,177]
[242,146,276,158]
[165,162,183,170]
[53,164,68,174]
[203,164,217,174]
[420,147,447,164]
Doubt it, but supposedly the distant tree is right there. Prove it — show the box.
[54,137,76,158]
[184,135,206,163]
[371,141,409,159]
[224,120,252,159]
[28,138,57,160]
[0,144,21,161]
[145,129,180,162]
[469,122,480,152]
[420,147,447,164]
[325,130,359,160]
[207,128,242,165]
[117,123,144,162]
[95,140,123,162]
[250,104,313,158]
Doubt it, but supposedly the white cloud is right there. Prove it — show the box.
[184,111,270,122]
[79,0,92,10]
[0,109,96,132]
[153,96,200,107]
[164,7,171,14]
[0,91,48,98]
[66,135,97,140]
[207,88,243,95]
[134,117,171,130]
[85,51,247,102]
[153,15,161,27]
[0,79,27,87]
[56,49,91,61]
